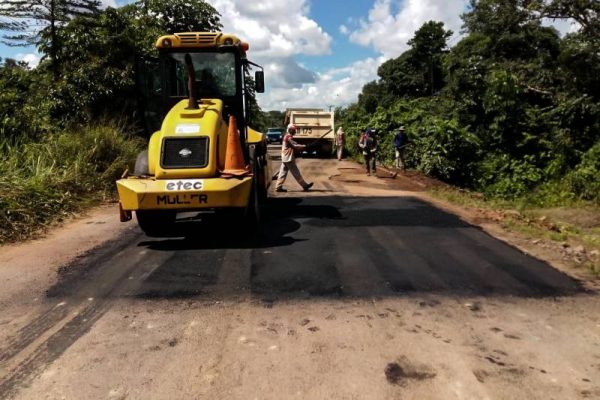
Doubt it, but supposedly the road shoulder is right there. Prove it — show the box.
[0,204,134,312]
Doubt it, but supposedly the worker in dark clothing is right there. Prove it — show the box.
[358,128,377,176]
[393,126,409,170]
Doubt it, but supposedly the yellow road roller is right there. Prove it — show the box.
[116,32,270,236]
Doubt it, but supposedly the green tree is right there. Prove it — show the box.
[263,110,285,128]
[357,80,389,113]
[558,34,600,99]
[378,21,453,97]
[462,0,533,38]
[43,0,223,123]
[47,8,138,122]
[0,58,36,138]
[443,33,490,127]
[533,0,600,38]
[450,0,562,144]
[0,0,101,80]
[120,0,223,56]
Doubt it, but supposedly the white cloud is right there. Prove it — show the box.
[542,18,581,36]
[348,0,469,58]
[209,0,335,110]
[262,56,317,90]
[339,24,349,35]
[101,0,117,8]
[212,0,331,58]
[261,57,384,110]
[16,53,40,68]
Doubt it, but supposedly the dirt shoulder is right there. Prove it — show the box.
[0,204,134,312]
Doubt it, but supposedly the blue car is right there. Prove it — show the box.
[266,127,284,144]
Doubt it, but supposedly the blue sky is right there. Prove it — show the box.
[0,0,577,110]
[300,0,378,72]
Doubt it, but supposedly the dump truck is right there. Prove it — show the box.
[284,108,335,156]
[116,32,270,236]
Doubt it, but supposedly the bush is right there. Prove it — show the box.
[565,141,600,203]
[0,61,50,140]
[477,154,544,199]
[408,116,480,184]
[0,124,143,243]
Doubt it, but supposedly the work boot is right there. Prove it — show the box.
[303,182,314,191]
[275,187,287,193]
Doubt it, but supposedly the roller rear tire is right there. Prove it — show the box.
[244,145,263,232]
[136,210,176,237]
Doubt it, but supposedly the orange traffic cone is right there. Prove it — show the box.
[221,115,249,177]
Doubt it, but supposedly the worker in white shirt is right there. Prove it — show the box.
[275,124,314,192]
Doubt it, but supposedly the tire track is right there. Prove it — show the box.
[0,233,137,369]
[0,232,155,398]
[0,301,111,399]
[0,305,70,365]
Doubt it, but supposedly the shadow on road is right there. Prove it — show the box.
[137,197,344,251]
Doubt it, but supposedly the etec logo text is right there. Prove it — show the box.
[165,180,204,191]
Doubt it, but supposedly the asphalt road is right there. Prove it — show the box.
[0,150,598,399]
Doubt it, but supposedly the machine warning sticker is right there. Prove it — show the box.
[175,124,201,134]
[165,179,204,191]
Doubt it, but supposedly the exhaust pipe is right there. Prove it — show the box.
[184,54,199,110]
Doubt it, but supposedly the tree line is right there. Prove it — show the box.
[0,0,271,138]
[1,0,598,205]
[337,0,599,204]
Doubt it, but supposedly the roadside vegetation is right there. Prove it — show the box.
[0,125,143,243]
[336,1,600,272]
[338,1,600,205]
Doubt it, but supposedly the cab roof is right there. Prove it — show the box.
[156,32,248,51]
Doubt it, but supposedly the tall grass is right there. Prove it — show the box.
[0,124,143,243]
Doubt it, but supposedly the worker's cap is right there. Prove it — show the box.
[287,124,297,132]
[399,126,405,131]
[366,128,374,135]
